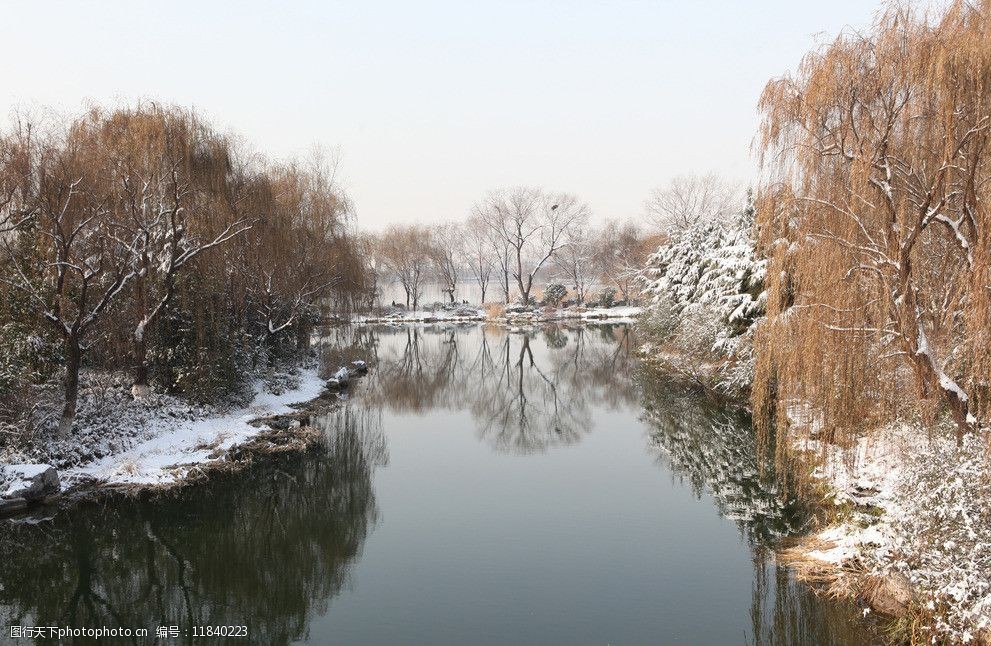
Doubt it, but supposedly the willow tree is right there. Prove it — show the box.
[91,105,251,397]
[754,1,991,448]
[0,118,141,436]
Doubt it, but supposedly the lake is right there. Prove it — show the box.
[0,323,870,645]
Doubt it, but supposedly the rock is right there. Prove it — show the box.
[349,360,368,375]
[1,464,60,502]
[864,572,916,617]
[325,366,352,391]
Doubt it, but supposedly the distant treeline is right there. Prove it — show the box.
[366,186,661,309]
[0,103,369,436]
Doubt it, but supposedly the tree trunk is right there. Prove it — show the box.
[132,332,151,398]
[909,349,972,444]
[59,337,82,438]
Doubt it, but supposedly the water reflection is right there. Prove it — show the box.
[0,323,868,645]
[638,369,803,544]
[638,370,866,645]
[0,407,386,644]
[324,323,639,454]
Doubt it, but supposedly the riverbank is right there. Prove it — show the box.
[0,360,369,513]
[778,422,991,644]
[635,326,990,643]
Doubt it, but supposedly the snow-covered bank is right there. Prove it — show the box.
[0,363,368,503]
[350,304,643,326]
[353,306,485,325]
[60,369,329,489]
[785,424,991,643]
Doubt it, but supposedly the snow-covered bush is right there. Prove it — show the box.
[639,206,766,392]
[596,286,617,308]
[864,430,991,641]
[541,283,567,307]
[516,294,537,309]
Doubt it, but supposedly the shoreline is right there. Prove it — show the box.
[1,361,369,516]
[633,343,991,644]
[775,424,991,644]
[348,304,643,326]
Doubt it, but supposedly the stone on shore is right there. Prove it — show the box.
[1,464,60,502]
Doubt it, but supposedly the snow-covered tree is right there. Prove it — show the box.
[639,204,765,391]
[755,1,991,443]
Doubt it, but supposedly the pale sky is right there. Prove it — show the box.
[0,1,881,229]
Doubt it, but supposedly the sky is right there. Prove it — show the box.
[0,1,882,230]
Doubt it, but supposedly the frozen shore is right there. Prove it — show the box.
[350,304,643,326]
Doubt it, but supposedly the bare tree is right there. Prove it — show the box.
[377,224,432,310]
[596,219,654,303]
[459,213,493,304]
[645,173,741,233]
[0,123,140,436]
[244,158,346,357]
[0,118,36,235]
[428,223,461,304]
[554,223,598,305]
[476,187,589,306]
[98,106,251,397]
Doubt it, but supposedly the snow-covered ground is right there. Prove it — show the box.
[545,305,642,322]
[353,307,485,324]
[61,368,327,489]
[1,369,328,492]
[499,305,643,324]
[796,423,991,642]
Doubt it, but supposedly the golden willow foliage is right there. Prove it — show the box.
[754,1,991,456]
[0,103,369,434]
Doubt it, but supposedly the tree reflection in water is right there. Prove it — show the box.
[639,369,867,645]
[0,405,386,645]
[347,323,639,454]
[0,323,868,646]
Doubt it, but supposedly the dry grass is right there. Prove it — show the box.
[484,303,505,319]
[776,536,953,645]
[778,536,861,593]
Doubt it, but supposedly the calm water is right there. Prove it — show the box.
[0,323,870,645]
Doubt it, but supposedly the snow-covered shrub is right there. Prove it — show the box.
[596,286,617,308]
[541,283,567,307]
[862,430,991,641]
[639,206,766,392]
